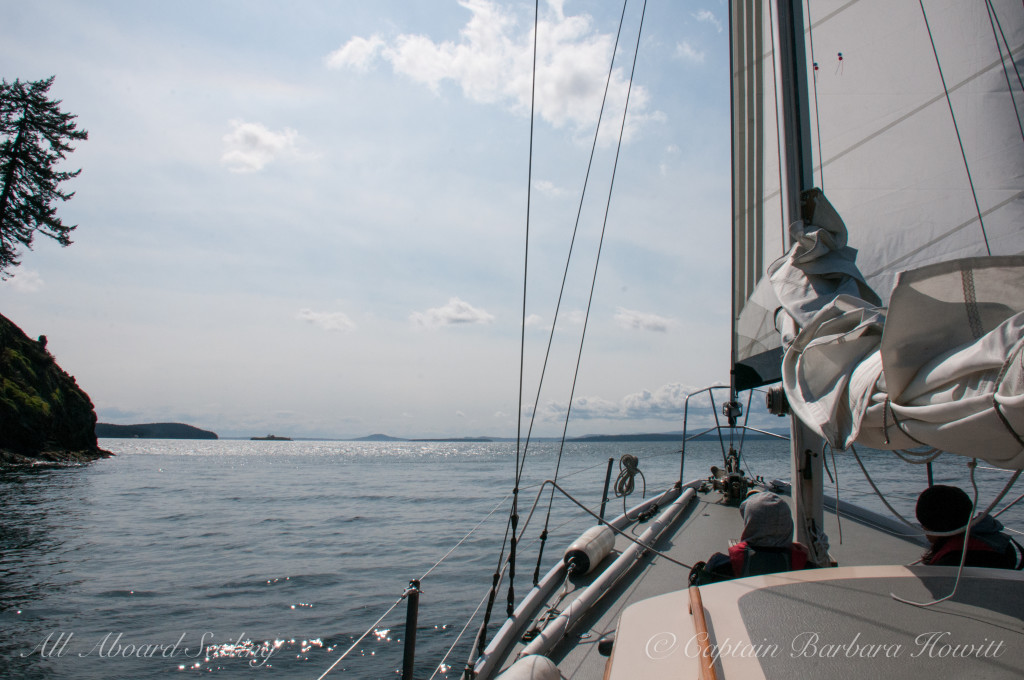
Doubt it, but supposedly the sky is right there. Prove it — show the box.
[0,0,741,439]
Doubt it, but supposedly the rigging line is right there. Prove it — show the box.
[707,390,730,463]
[849,444,932,532]
[552,0,649,468]
[521,0,631,486]
[986,0,1024,143]
[524,0,632,597]
[851,444,1022,536]
[804,0,825,191]
[498,0,541,636]
[994,490,1024,519]
[919,0,990,254]
[752,6,1024,209]
[418,493,511,582]
[737,388,756,459]
[769,0,787,246]
[432,589,492,680]
[817,45,1024,181]
[315,594,406,680]
[891,448,943,465]
[525,479,694,570]
[515,0,541,489]
[863,191,1023,279]
[471,510,514,658]
[826,441,844,544]
[892,461,982,608]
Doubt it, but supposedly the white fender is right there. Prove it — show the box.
[495,655,560,680]
[563,524,615,575]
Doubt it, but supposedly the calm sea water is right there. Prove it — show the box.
[2,438,1021,680]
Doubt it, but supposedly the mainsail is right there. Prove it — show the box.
[732,0,1024,466]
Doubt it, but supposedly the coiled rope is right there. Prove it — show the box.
[615,454,645,498]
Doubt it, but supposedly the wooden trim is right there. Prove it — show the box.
[602,645,615,680]
[688,585,719,680]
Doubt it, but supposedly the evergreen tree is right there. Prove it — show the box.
[0,76,88,277]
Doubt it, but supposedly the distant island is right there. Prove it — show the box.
[96,423,218,440]
[353,433,406,442]
[250,434,292,441]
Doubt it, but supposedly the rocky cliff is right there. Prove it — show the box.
[0,313,111,463]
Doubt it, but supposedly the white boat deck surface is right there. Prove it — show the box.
[503,485,941,679]
[607,565,1024,679]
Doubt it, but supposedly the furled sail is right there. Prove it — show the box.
[778,193,1024,469]
[734,0,1024,467]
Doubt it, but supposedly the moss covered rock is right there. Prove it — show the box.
[0,313,111,463]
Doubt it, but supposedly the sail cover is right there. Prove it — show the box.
[732,0,1024,467]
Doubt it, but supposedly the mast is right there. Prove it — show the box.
[775,0,827,563]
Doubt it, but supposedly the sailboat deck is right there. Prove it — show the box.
[521,485,930,678]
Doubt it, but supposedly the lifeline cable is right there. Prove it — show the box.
[315,595,405,680]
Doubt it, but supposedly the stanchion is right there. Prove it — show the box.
[401,580,421,680]
[599,457,614,520]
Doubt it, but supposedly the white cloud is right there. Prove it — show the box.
[326,0,660,138]
[524,313,545,327]
[676,40,705,63]
[660,144,680,176]
[410,297,495,328]
[566,310,586,324]
[533,179,566,197]
[4,269,44,292]
[621,383,695,418]
[297,308,356,332]
[614,307,675,332]
[221,119,303,173]
[533,383,707,422]
[324,35,386,70]
[694,10,723,33]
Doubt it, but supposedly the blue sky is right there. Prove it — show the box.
[1,0,735,439]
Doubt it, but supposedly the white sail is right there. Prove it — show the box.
[764,1,1024,468]
[731,0,787,391]
[806,0,1023,294]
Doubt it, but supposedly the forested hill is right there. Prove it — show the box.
[0,313,111,463]
[96,423,218,439]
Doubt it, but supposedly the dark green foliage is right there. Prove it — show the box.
[0,312,109,461]
[0,76,88,277]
